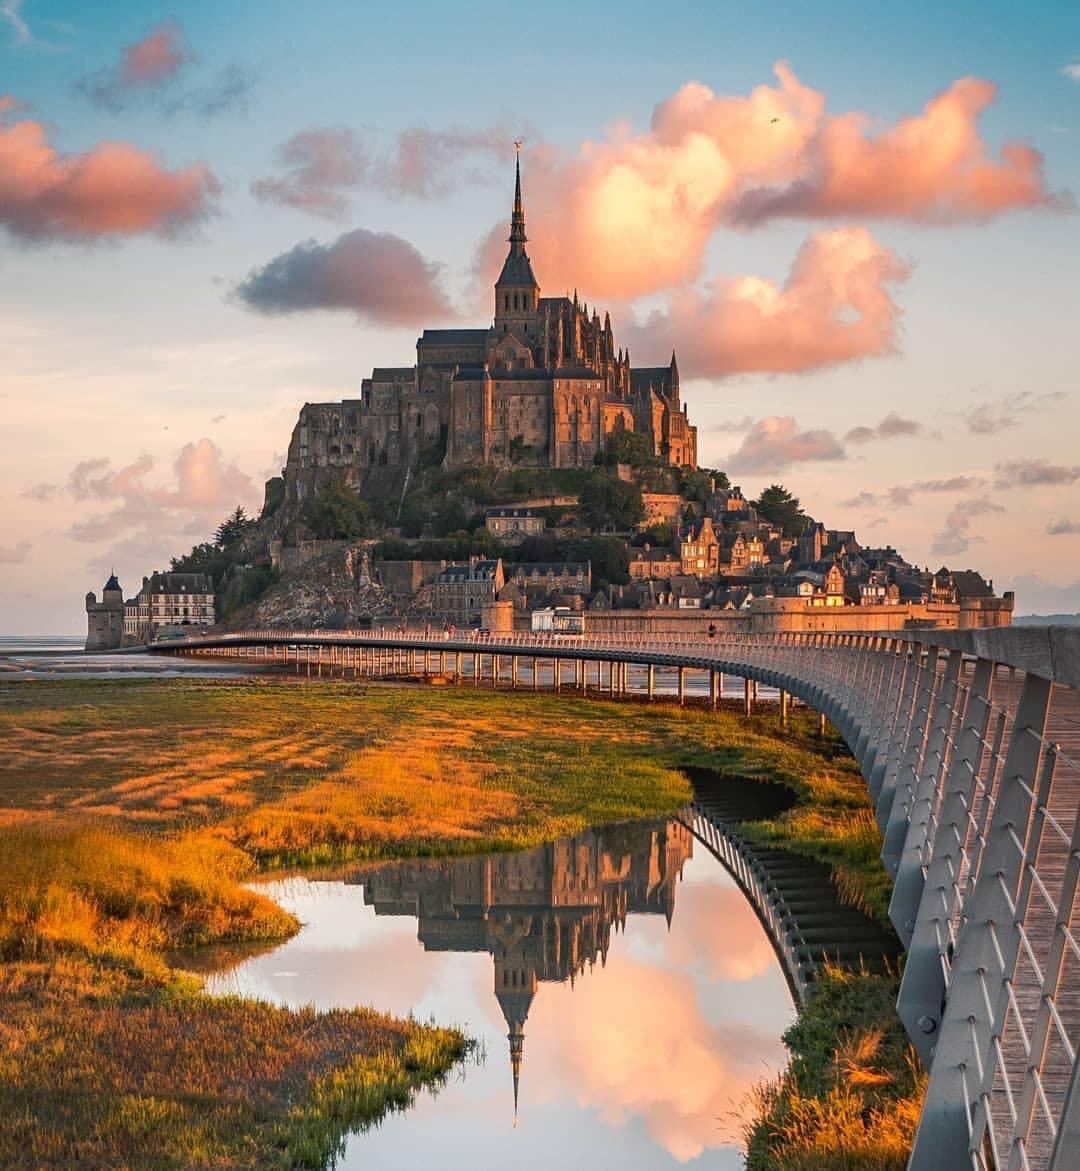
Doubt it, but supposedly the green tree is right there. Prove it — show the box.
[578,471,645,532]
[170,542,227,581]
[753,484,807,537]
[605,429,653,468]
[215,506,252,551]
[301,480,370,540]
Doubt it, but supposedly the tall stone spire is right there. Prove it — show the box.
[509,140,527,252]
[494,141,539,321]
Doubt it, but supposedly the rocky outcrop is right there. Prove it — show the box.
[229,543,398,629]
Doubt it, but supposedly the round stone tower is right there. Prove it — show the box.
[85,573,124,651]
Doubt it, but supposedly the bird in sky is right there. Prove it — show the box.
[770,116,780,123]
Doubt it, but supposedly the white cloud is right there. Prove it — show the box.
[0,0,29,45]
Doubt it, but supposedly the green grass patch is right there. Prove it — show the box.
[0,677,914,1168]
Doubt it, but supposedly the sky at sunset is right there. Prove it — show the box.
[2,0,1078,633]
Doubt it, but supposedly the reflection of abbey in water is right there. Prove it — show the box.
[361,819,693,1118]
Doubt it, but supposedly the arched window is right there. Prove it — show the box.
[504,294,509,311]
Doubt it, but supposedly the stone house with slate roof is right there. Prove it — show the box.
[432,558,505,625]
[283,153,696,505]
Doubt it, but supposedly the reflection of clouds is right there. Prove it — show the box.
[668,882,776,982]
[529,957,788,1162]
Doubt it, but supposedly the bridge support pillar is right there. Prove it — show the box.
[473,653,480,683]
[454,652,462,683]
[554,659,561,694]
[648,664,656,701]
[492,654,499,689]
[511,657,519,688]
[677,667,686,706]
[709,670,719,710]
[780,688,789,729]
[532,658,538,690]
[744,677,753,717]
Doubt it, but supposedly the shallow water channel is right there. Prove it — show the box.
[205,815,801,1169]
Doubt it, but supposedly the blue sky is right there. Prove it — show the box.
[2,0,1079,631]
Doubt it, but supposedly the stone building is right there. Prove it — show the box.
[485,506,546,543]
[123,572,216,643]
[85,573,125,650]
[283,153,697,504]
[431,558,505,625]
[680,517,720,577]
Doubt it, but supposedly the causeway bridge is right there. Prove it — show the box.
[150,624,1080,1171]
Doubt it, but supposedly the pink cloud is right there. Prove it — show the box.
[624,227,909,377]
[725,416,846,475]
[0,99,219,240]
[30,440,258,548]
[667,882,777,981]
[251,127,368,220]
[931,496,1006,556]
[79,22,195,109]
[473,64,1055,301]
[733,76,1057,225]
[123,22,192,85]
[531,955,788,1161]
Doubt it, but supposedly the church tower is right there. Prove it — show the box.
[494,146,540,338]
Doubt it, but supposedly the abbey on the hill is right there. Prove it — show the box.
[286,150,697,492]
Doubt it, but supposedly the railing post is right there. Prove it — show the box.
[908,672,1052,1171]
[873,643,919,819]
[883,647,941,875]
[898,656,994,1063]
[890,649,964,945]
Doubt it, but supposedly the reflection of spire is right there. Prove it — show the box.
[509,1019,524,1126]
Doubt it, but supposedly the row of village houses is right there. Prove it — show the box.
[86,484,1012,647]
[420,553,1007,629]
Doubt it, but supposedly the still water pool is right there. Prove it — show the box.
[206,818,796,1169]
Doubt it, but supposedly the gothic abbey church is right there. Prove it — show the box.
[285,154,697,498]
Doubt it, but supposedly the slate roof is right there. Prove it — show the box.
[950,570,994,599]
[495,252,539,289]
[486,507,544,519]
[510,562,590,577]
[141,572,214,596]
[370,367,415,381]
[631,367,673,396]
[420,329,489,345]
[437,560,501,582]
